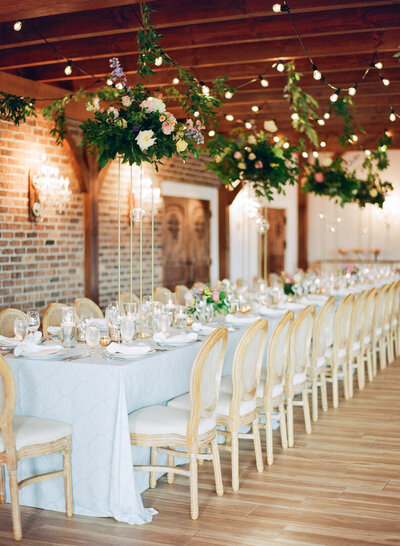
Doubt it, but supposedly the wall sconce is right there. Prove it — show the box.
[29,154,71,221]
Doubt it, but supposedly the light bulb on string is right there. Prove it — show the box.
[380,144,387,152]
[208,130,215,137]
[380,76,390,86]
[13,20,22,31]
[312,65,322,80]
[273,136,280,143]
[245,121,252,129]
[302,151,309,159]
[226,114,234,121]
[272,3,282,12]
[154,56,163,66]
[194,111,199,117]
[330,89,340,103]
[317,119,325,126]
[313,151,319,158]
[251,105,259,112]
[351,134,358,142]
[224,90,233,99]
[283,141,290,149]
[259,76,269,87]
[201,84,210,96]
[348,84,357,96]
[64,62,72,76]
[323,112,330,120]
[374,61,383,70]
[172,77,180,85]
[364,149,371,156]
[390,109,396,122]
[291,112,299,121]
[320,141,326,148]
[276,61,285,72]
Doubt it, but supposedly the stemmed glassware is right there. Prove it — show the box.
[14,318,27,342]
[26,310,40,336]
[120,316,136,343]
[86,324,100,353]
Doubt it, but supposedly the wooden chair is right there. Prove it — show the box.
[308,297,335,422]
[324,294,353,409]
[175,285,190,305]
[192,282,206,291]
[119,291,140,306]
[256,311,294,464]
[358,288,377,384]
[174,319,268,491]
[153,287,172,304]
[0,354,73,541]
[385,282,397,364]
[42,303,67,336]
[389,281,400,358]
[372,285,390,374]
[347,291,368,397]
[285,306,315,447]
[0,309,27,339]
[129,328,228,520]
[73,297,103,319]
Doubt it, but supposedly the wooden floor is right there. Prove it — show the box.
[1,361,400,545]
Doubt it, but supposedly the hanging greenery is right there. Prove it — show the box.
[330,96,364,147]
[283,62,319,147]
[206,130,299,200]
[0,92,36,125]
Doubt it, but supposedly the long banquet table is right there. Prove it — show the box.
[3,298,331,524]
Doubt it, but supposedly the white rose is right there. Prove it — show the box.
[121,95,132,107]
[322,157,332,167]
[107,106,119,120]
[238,161,246,170]
[136,130,156,151]
[140,97,166,114]
[176,139,188,152]
[247,135,256,144]
[264,120,278,132]
[369,188,378,197]
[248,153,256,160]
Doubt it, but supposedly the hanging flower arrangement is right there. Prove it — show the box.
[79,59,204,168]
[354,178,393,208]
[302,157,360,206]
[206,131,299,200]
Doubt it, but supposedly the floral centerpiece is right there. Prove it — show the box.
[80,58,204,168]
[372,248,381,261]
[354,178,393,208]
[280,273,295,296]
[338,248,348,256]
[206,130,299,200]
[353,248,364,258]
[187,286,230,317]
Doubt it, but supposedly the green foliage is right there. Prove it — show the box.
[283,62,319,147]
[331,96,364,147]
[0,92,36,125]
[206,131,299,200]
[187,287,230,317]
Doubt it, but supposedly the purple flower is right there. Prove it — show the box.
[133,125,139,132]
[109,57,127,85]
[185,127,204,145]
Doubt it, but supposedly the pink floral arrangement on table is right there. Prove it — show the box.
[338,248,348,256]
[345,264,359,275]
[372,248,381,256]
[280,272,295,295]
[187,286,230,317]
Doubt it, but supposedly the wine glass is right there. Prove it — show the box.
[26,310,40,335]
[86,324,100,353]
[120,316,136,343]
[122,302,137,318]
[14,318,27,342]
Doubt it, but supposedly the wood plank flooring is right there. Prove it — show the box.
[1,360,400,545]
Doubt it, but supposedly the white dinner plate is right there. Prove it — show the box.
[0,344,18,351]
[17,348,68,359]
[107,348,156,359]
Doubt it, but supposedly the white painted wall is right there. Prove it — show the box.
[229,182,298,282]
[307,150,400,262]
[161,181,219,283]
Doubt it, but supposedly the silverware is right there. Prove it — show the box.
[60,352,90,361]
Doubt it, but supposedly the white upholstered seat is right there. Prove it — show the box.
[0,417,71,453]
[168,392,256,417]
[293,372,307,386]
[256,381,284,399]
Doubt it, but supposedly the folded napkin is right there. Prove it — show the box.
[278,302,306,311]
[192,323,217,334]
[153,332,198,344]
[14,334,62,357]
[0,335,19,346]
[47,326,61,336]
[106,342,152,355]
[225,314,259,325]
[258,307,286,317]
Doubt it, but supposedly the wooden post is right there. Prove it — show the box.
[298,164,308,270]
[218,184,242,280]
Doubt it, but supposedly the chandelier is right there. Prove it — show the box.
[31,154,71,217]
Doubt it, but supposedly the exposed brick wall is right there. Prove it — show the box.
[0,114,220,313]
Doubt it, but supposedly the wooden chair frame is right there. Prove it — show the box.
[359,288,377,384]
[0,310,27,339]
[286,306,315,447]
[347,291,368,397]
[119,291,140,306]
[131,328,228,520]
[389,281,400,359]
[153,287,172,304]
[257,310,294,464]
[0,355,73,541]
[216,319,268,491]
[175,285,190,306]
[308,297,335,421]
[73,297,103,319]
[372,284,390,374]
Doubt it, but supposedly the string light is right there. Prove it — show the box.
[323,113,330,120]
[312,65,322,80]
[374,61,383,70]
[302,151,308,158]
[251,105,259,112]
[226,114,234,121]
[13,20,22,31]
[348,84,357,96]
[330,89,340,102]
[273,136,280,143]
[317,119,325,126]
[172,77,180,85]
[245,121,252,129]
[259,76,269,87]
[364,149,371,156]
[291,112,299,121]
[390,109,396,122]
[276,61,285,72]
[154,56,163,66]
[351,134,358,142]
[380,144,387,152]
[224,91,233,99]
[64,61,72,76]
[201,84,210,96]
[272,3,282,12]
[320,141,326,147]
[208,130,215,137]
[194,111,200,117]
[313,151,319,158]
[381,76,390,86]
[283,141,290,149]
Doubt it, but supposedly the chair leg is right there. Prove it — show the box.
[395,327,400,356]
[388,333,394,363]
[279,401,288,449]
[286,397,294,448]
[211,438,223,497]
[189,454,199,520]
[302,390,312,435]
[320,373,328,412]
[332,369,339,409]
[252,419,264,474]
[343,363,350,400]
[167,446,175,485]
[311,379,318,422]
[63,451,73,518]
[379,339,387,370]
[9,469,22,541]
[150,447,157,489]
[372,344,378,376]
[366,350,373,382]
[348,360,354,398]
[265,410,274,465]
[0,465,5,504]
[231,431,239,491]
[357,354,365,390]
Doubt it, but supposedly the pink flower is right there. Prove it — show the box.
[255,161,263,169]
[161,121,175,135]
[233,151,242,160]
[212,290,220,303]
[107,106,119,120]
[159,115,166,122]
[121,95,132,107]
[314,172,324,183]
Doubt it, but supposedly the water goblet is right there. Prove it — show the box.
[120,316,136,343]
[175,305,187,329]
[159,312,170,333]
[122,302,137,318]
[14,318,27,342]
[26,310,40,335]
[86,324,100,353]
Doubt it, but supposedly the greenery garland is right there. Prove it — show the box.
[206,130,299,200]
[330,96,364,147]
[0,92,36,125]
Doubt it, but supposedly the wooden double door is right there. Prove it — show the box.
[162,196,211,290]
[261,207,286,275]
